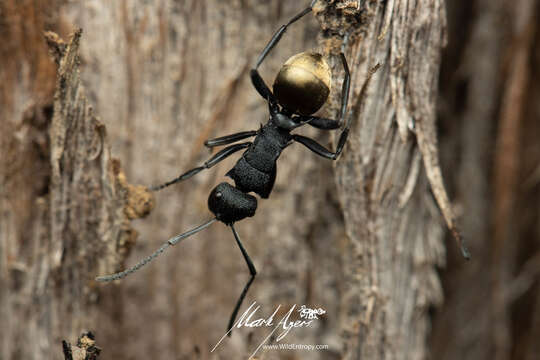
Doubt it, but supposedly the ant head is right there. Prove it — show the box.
[273,52,331,116]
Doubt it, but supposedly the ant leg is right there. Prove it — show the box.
[255,4,314,69]
[204,130,257,148]
[150,142,251,191]
[227,223,257,335]
[292,133,347,160]
[298,116,341,130]
[339,53,351,127]
[95,218,217,282]
[296,53,353,130]
[250,70,276,103]
[290,53,351,160]
[292,56,380,160]
[250,2,315,101]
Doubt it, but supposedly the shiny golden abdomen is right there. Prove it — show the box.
[273,52,331,116]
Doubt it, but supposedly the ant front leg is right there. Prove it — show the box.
[299,116,341,130]
[292,53,351,160]
[292,133,349,160]
[250,1,316,102]
[293,55,380,161]
[150,142,251,191]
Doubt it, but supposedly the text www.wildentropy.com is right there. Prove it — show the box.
[262,343,329,351]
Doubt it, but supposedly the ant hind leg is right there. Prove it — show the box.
[226,223,257,335]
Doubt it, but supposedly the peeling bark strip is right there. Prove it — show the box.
[0,28,153,359]
[49,28,154,277]
[50,29,155,270]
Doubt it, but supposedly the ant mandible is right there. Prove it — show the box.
[97,0,376,334]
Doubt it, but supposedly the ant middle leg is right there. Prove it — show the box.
[204,130,257,148]
[150,142,251,191]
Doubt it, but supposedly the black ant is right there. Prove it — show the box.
[97,1,377,334]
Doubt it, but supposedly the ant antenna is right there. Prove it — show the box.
[96,218,217,282]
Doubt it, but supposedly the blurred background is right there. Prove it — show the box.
[0,0,539,359]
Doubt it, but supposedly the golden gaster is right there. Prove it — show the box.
[273,52,332,116]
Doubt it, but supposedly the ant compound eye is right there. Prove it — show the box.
[273,52,331,115]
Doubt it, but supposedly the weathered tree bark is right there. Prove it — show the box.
[6,1,539,360]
